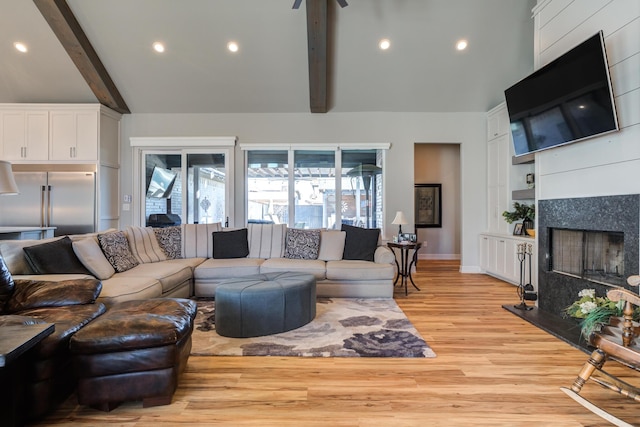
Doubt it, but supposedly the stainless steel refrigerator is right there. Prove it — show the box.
[0,171,96,236]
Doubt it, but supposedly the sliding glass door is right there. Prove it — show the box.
[141,149,231,227]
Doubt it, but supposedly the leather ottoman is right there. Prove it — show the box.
[215,272,316,338]
[69,298,197,411]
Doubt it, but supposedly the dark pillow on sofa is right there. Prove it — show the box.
[23,236,91,275]
[212,228,249,259]
[341,224,380,262]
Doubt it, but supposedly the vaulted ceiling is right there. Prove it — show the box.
[0,0,536,114]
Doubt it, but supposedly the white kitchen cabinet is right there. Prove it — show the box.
[0,110,48,161]
[49,110,99,161]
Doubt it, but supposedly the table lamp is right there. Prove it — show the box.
[391,211,407,235]
[0,160,18,195]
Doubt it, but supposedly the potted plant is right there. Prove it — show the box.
[502,202,535,234]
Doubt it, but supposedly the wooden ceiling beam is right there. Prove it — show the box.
[33,0,130,114]
[305,0,329,113]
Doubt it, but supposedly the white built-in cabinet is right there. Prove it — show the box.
[482,103,537,290]
[479,233,536,286]
[486,104,510,234]
[49,109,99,161]
[0,103,122,232]
[1,110,49,161]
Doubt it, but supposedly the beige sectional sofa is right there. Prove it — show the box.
[0,223,396,305]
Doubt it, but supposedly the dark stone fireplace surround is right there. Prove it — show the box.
[537,194,640,317]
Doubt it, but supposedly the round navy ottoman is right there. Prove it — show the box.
[214,272,316,338]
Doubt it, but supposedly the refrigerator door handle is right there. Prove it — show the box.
[46,185,52,227]
[40,185,46,227]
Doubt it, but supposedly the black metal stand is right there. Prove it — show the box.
[515,243,534,310]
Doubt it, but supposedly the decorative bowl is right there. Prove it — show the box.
[525,229,536,238]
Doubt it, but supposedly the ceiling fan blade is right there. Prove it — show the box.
[292,0,302,9]
[336,0,348,7]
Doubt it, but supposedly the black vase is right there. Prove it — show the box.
[522,217,534,232]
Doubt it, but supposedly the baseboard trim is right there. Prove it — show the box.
[460,265,482,274]
[418,254,460,260]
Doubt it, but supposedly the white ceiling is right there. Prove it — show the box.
[0,0,536,114]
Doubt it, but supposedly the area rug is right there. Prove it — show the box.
[190,298,435,358]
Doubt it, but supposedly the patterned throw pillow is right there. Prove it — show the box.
[97,231,139,273]
[154,226,182,259]
[284,228,321,260]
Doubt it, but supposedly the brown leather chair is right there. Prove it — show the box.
[0,255,105,423]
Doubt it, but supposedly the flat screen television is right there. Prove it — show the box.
[504,31,618,157]
[146,166,177,198]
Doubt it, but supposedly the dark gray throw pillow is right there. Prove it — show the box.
[23,236,91,275]
[212,228,249,259]
[341,224,380,262]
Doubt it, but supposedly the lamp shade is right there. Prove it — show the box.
[391,211,408,225]
[0,160,19,195]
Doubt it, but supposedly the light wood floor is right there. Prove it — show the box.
[35,260,640,426]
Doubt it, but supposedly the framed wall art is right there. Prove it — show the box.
[414,183,442,228]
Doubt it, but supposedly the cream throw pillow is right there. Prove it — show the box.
[72,237,115,280]
[126,226,168,264]
[317,230,346,261]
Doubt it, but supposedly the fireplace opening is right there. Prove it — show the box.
[550,228,624,286]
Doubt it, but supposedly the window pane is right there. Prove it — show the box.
[294,150,336,229]
[342,150,382,228]
[144,153,182,227]
[247,151,288,224]
[186,153,226,224]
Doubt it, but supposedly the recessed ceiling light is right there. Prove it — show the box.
[456,39,468,51]
[227,41,239,53]
[379,38,391,50]
[152,42,165,53]
[14,42,28,53]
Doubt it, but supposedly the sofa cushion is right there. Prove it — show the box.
[247,223,286,259]
[326,260,394,281]
[97,231,139,273]
[5,278,102,313]
[317,230,346,261]
[341,224,380,262]
[260,258,326,280]
[126,226,168,264]
[15,303,107,359]
[194,257,264,281]
[116,261,193,294]
[284,228,320,260]
[97,276,163,307]
[72,237,116,280]
[154,226,182,259]
[212,228,249,259]
[23,236,91,275]
[182,223,223,258]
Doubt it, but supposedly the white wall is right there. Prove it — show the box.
[414,143,461,259]
[120,112,486,271]
[533,0,640,200]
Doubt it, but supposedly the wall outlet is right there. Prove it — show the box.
[123,194,132,203]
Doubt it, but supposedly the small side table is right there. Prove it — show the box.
[0,323,55,427]
[387,242,422,296]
